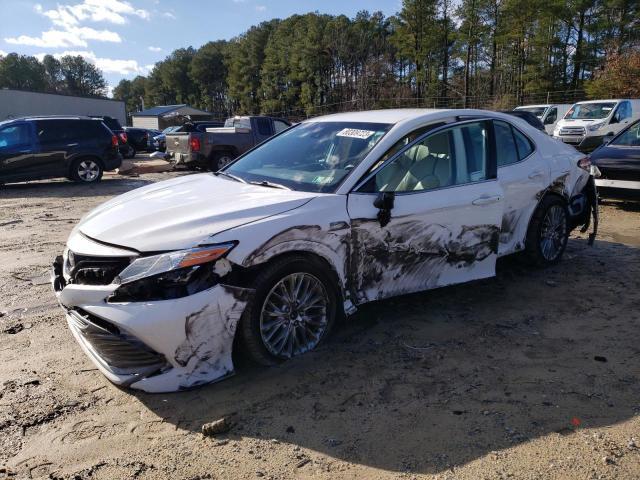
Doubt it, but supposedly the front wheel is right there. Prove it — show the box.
[70,158,103,183]
[525,195,569,266]
[239,256,338,366]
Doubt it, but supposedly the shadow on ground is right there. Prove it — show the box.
[132,237,640,474]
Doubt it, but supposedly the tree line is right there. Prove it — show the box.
[0,53,107,97]
[2,0,638,121]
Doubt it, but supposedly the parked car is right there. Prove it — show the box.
[590,118,640,190]
[553,99,640,152]
[151,126,181,152]
[0,116,121,184]
[500,110,546,132]
[52,109,597,392]
[166,116,290,171]
[90,116,133,159]
[514,104,572,134]
[123,127,157,155]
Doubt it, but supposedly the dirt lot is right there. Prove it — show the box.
[1,168,639,480]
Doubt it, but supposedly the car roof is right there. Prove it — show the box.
[305,108,448,124]
[515,104,550,108]
[574,99,625,104]
[4,115,100,122]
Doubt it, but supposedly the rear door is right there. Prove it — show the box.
[34,120,76,176]
[347,119,503,304]
[0,122,34,180]
[494,120,549,255]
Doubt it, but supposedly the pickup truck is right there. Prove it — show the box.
[166,116,291,171]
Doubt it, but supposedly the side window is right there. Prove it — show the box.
[256,118,273,136]
[544,108,557,125]
[273,120,289,134]
[0,124,31,148]
[36,120,71,144]
[512,126,534,160]
[494,121,519,167]
[622,102,631,120]
[369,121,489,193]
[612,122,640,146]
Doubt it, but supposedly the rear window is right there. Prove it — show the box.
[101,117,122,131]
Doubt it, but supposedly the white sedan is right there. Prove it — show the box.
[52,109,598,392]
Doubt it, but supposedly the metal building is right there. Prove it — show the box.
[130,105,212,130]
[0,88,126,124]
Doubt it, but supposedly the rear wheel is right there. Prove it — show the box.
[525,195,569,266]
[240,256,337,366]
[70,158,103,183]
[209,151,235,171]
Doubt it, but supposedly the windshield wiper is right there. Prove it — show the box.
[249,180,292,190]
[215,171,246,183]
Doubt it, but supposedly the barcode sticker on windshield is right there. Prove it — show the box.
[336,128,375,139]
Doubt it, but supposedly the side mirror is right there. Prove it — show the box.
[602,134,613,146]
[373,191,395,227]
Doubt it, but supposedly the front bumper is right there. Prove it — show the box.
[52,256,254,392]
[555,134,604,152]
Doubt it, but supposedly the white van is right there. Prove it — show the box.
[514,104,572,134]
[552,99,640,151]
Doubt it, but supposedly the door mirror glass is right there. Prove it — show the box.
[543,109,557,125]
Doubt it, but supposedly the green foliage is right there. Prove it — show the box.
[2,2,638,119]
[0,53,106,97]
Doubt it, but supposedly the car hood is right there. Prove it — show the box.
[76,174,319,252]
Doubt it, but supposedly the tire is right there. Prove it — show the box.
[209,151,235,171]
[70,158,103,183]
[239,255,338,366]
[525,195,569,266]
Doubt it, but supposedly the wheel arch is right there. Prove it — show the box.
[241,244,347,313]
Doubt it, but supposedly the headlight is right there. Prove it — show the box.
[109,243,236,302]
[588,122,604,132]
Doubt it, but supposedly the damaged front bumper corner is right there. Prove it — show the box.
[52,258,254,392]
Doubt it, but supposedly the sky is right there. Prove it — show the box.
[0,0,402,96]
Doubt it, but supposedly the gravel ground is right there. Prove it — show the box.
[1,170,639,480]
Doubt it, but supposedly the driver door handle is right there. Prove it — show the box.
[472,195,501,206]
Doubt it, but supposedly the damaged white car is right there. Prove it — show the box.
[52,109,598,392]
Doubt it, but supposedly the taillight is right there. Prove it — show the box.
[578,157,591,171]
[119,132,128,143]
[111,135,118,147]
[190,137,201,152]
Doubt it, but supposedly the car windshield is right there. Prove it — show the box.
[516,106,547,118]
[612,122,640,146]
[226,121,391,193]
[564,102,616,120]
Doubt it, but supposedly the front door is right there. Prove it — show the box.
[347,120,504,304]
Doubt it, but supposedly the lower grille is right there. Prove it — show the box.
[559,126,586,136]
[66,251,131,285]
[68,308,167,376]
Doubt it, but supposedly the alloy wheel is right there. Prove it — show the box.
[77,160,100,182]
[259,273,329,359]
[540,205,567,261]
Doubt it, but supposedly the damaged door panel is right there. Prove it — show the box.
[494,120,550,255]
[347,120,503,303]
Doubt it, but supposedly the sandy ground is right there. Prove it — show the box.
[1,164,639,480]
